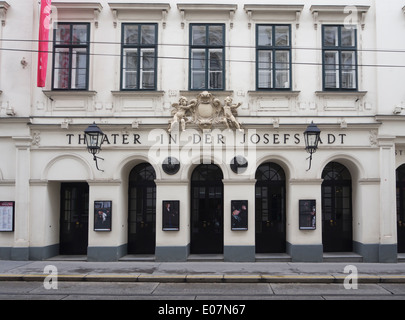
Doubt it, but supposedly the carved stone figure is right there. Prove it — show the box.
[168,96,193,132]
[169,91,242,132]
[222,96,242,131]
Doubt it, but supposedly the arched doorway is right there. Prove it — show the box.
[321,162,353,252]
[255,162,286,253]
[128,163,156,254]
[190,164,224,254]
[396,164,405,253]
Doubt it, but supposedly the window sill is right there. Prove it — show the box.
[248,90,300,98]
[315,91,367,98]
[43,90,97,99]
[111,90,164,98]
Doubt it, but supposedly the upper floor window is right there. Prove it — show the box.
[189,24,225,90]
[121,23,158,90]
[52,23,90,90]
[322,25,357,90]
[256,25,291,90]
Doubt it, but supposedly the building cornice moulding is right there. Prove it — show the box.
[310,5,370,30]
[177,3,238,28]
[0,1,9,26]
[51,2,103,27]
[244,4,304,28]
[108,3,171,28]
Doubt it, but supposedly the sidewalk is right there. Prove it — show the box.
[0,259,405,283]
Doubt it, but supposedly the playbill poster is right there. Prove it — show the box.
[0,202,14,232]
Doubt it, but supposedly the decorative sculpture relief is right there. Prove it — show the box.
[169,91,242,132]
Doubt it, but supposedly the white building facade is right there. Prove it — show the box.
[0,0,404,262]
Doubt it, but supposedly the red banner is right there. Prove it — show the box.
[37,0,52,87]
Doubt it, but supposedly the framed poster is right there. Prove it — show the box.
[0,201,14,232]
[94,201,112,231]
[231,200,248,231]
[162,200,180,231]
[299,200,316,230]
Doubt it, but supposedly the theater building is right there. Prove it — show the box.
[0,0,404,263]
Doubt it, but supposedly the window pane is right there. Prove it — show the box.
[209,25,224,45]
[191,71,205,89]
[258,26,273,46]
[209,49,223,89]
[55,24,71,45]
[54,48,70,89]
[258,50,272,69]
[140,48,155,89]
[323,26,338,47]
[209,49,222,71]
[72,25,88,45]
[191,49,206,70]
[324,51,339,88]
[275,51,290,88]
[124,25,139,45]
[71,48,87,89]
[123,49,138,89]
[258,70,272,89]
[275,26,289,46]
[141,25,156,45]
[192,25,206,45]
[341,51,356,89]
[341,28,355,47]
[191,49,206,89]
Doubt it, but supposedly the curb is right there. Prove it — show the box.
[1,274,405,283]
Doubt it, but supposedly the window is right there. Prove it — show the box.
[52,23,90,90]
[322,25,357,90]
[256,25,291,90]
[190,24,225,90]
[121,24,158,90]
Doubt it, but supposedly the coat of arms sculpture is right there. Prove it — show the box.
[168,91,242,132]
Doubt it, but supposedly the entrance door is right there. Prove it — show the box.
[396,164,405,253]
[60,183,89,255]
[191,164,224,254]
[128,163,156,254]
[322,162,353,252]
[255,163,286,253]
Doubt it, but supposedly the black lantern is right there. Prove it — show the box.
[84,122,105,171]
[303,122,321,171]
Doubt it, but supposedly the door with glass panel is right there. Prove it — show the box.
[128,163,156,254]
[255,163,286,253]
[60,183,89,255]
[321,162,353,252]
[191,164,224,254]
[396,164,405,253]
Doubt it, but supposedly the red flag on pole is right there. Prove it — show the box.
[37,0,52,87]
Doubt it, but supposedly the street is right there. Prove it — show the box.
[1,281,405,300]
